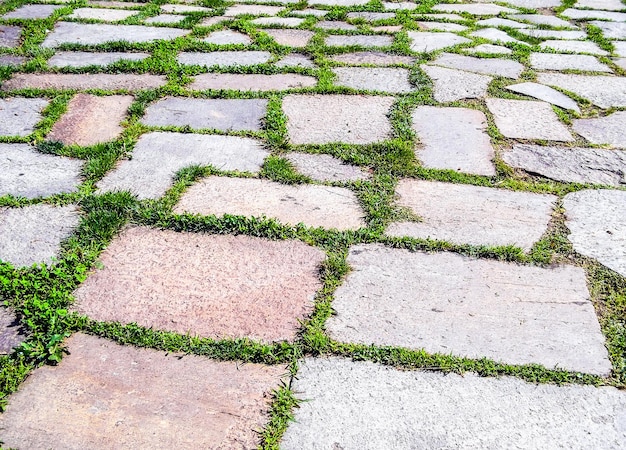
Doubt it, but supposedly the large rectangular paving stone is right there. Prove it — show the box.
[325,35,394,48]
[430,52,524,79]
[332,68,414,93]
[281,358,626,450]
[2,4,64,19]
[73,228,325,342]
[327,244,611,375]
[177,51,272,67]
[174,177,367,230]
[422,65,492,103]
[407,32,471,53]
[536,73,626,109]
[189,73,317,91]
[573,111,626,148]
[530,53,611,73]
[0,98,49,137]
[47,51,150,68]
[69,7,138,21]
[0,333,286,449]
[1,74,167,91]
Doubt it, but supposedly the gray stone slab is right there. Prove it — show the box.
[407,31,471,53]
[387,179,554,249]
[422,65,492,102]
[509,14,577,28]
[332,67,413,93]
[2,74,167,91]
[285,153,370,182]
[416,22,468,32]
[234,0,299,4]
[412,106,495,176]
[316,21,358,30]
[346,12,395,21]
[505,0,561,6]
[470,28,525,45]
[518,29,587,39]
[189,73,317,91]
[502,144,626,186]
[250,17,304,27]
[161,4,211,13]
[199,16,228,26]
[141,97,267,131]
[486,98,574,141]
[0,26,22,48]
[433,4,519,15]
[530,53,611,72]
[174,177,366,230]
[69,7,137,21]
[615,41,626,57]
[224,4,283,16]
[590,21,626,39]
[431,52,524,78]
[263,29,313,47]
[289,9,328,17]
[414,13,465,21]
[330,51,415,65]
[562,8,626,21]
[47,51,150,68]
[506,82,580,112]
[536,73,626,108]
[325,35,394,48]
[144,14,186,24]
[281,359,625,450]
[41,22,188,47]
[383,1,417,10]
[88,1,144,8]
[177,51,272,67]
[573,111,626,148]
[576,0,626,10]
[275,53,316,68]
[540,40,609,56]
[0,144,83,198]
[564,189,626,277]
[310,0,370,5]
[0,307,25,354]
[202,30,252,45]
[465,44,512,55]
[98,132,268,199]
[371,25,403,33]
[2,4,63,19]
[476,18,530,29]
[615,57,626,70]
[283,94,394,145]
[0,56,26,66]
[0,204,79,267]
[0,98,49,137]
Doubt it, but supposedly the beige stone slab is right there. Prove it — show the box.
[189,73,317,91]
[0,333,286,449]
[1,74,167,91]
[263,29,313,47]
[74,228,325,342]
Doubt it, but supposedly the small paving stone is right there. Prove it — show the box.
[251,17,304,27]
[346,12,395,21]
[412,106,495,176]
[416,21,468,32]
[576,0,626,10]
[564,189,626,277]
[0,98,49,137]
[407,31,471,53]
[141,98,267,132]
[0,144,83,198]
[275,53,316,68]
[177,50,272,67]
[562,8,626,21]
[470,28,524,45]
[285,153,370,182]
[371,25,403,33]
[383,1,417,10]
[0,26,22,48]
[0,204,80,267]
[189,73,317,91]
[144,14,186,24]
[509,14,577,28]
[536,73,626,108]
[387,179,554,249]
[0,333,286,448]
[0,307,25,354]
[506,82,581,112]
[476,18,530,29]
[175,177,367,230]
[614,41,626,57]
[289,8,328,17]
[330,51,415,65]
[332,67,413,93]
[281,359,624,449]
[325,35,394,47]
[311,0,370,5]
[2,4,63,19]
[69,7,137,21]
[2,73,167,91]
[283,94,394,145]
[573,111,626,148]
[98,132,268,199]
[47,51,150,68]
[421,65,492,102]
[432,3,518,15]
[502,144,626,186]
[202,30,252,45]
[263,29,313,47]
[530,53,611,72]
[540,40,609,56]
[518,29,587,40]
[223,4,283,16]
[431,52,524,78]
[161,4,211,13]
[47,94,133,147]
[486,98,574,142]
[0,55,26,66]
[316,21,358,30]
[465,44,512,55]
[589,21,626,39]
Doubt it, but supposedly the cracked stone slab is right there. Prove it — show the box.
[0,26,22,48]
[564,189,626,277]
[387,179,555,250]
[573,111,626,148]
[486,98,574,142]
[69,7,138,21]
[224,4,283,16]
[332,67,413,93]
[562,8,626,21]
[144,14,186,24]
[0,144,83,198]
[202,30,252,45]
[502,144,626,186]
[283,94,394,145]
[589,21,626,39]
[251,16,304,27]
[327,244,610,374]
[470,28,524,45]
[416,22,468,32]
[2,73,166,91]
[412,106,495,176]
[465,44,512,55]
[432,3,518,15]
[0,333,287,448]
[316,21,357,30]
[263,29,313,47]
[422,65,492,102]
[47,51,150,68]
[325,35,394,48]
[530,53,611,72]
[98,132,268,199]
[407,32,471,53]
[141,97,267,131]
[506,82,580,113]
[189,73,316,91]
[0,98,49,137]
[430,52,524,78]
[0,307,25,354]
[536,73,626,108]
[275,53,316,68]
[177,51,272,67]
[175,177,366,230]
[509,14,577,28]
[476,18,530,29]
[2,4,63,19]
[576,0,626,10]
[285,153,370,182]
[518,29,587,40]
[540,40,609,56]
[330,51,415,65]
[281,358,625,449]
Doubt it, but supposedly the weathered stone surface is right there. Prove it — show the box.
[311,0,369,5]
[416,22,468,32]
[383,1,417,10]
[412,106,495,176]
[470,28,524,45]
[98,132,268,199]
[562,8,626,21]
[141,98,267,131]
[275,53,315,68]
[576,0,626,10]
[144,14,186,24]
[281,359,625,449]
[506,82,581,113]
[285,153,370,182]
[486,98,574,141]
[0,204,79,267]
[41,22,188,47]
[502,144,626,186]
[0,55,26,66]
[407,31,471,53]
[0,144,83,198]
[289,8,328,17]
[590,21,626,39]
[505,0,561,6]
[332,67,413,93]
[465,44,512,55]
[202,30,251,45]
[614,41,626,57]
[573,111,626,148]
[2,73,167,91]
[414,13,465,21]
[251,16,304,27]
[263,29,313,47]
[530,53,611,72]
[431,52,524,78]
[540,40,608,56]
[536,73,626,108]
[177,50,272,67]
[509,14,577,28]
[0,307,25,354]
[0,333,286,448]
[69,7,137,21]
[89,1,143,8]
[564,189,626,277]
[518,29,587,40]
[283,94,394,145]
[325,35,394,47]
[615,58,626,70]
[0,26,22,48]
[175,176,367,230]
[189,73,317,91]
[371,25,403,33]
[433,4,518,15]
[327,244,610,374]
[2,4,63,19]
[224,4,283,16]
[346,12,395,21]
[161,4,211,13]
[331,51,415,65]
[316,21,357,30]
[422,65,492,102]
[0,98,49,137]
[476,18,530,29]
[47,51,149,68]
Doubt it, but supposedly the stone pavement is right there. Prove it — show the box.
[0,0,625,448]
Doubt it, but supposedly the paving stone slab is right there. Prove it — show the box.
[576,0,626,10]
[346,12,395,21]
[412,106,495,176]
[2,4,63,19]
[614,57,626,70]
[285,152,370,182]
[414,13,465,21]
[470,28,524,45]
[281,358,625,449]
[0,98,49,137]
[332,67,413,93]
[407,31,471,53]
[275,53,316,68]
[422,65,492,102]
[330,51,415,65]
[144,14,186,24]
[251,16,304,27]
[509,14,577,28]
[540,40,609,56]
[47,51,149,68]
[283,94,394,145]
[0,307,25,354]
[562,8,626,21]
[573,111,626,148]
[325,35,394,47]
[505,0,561,6]
[387,179,554,249]
[41,22,188,47]
[431,52,524,78]
[69,7,138,21]
[289,8,328,17]
[141,97,266,131]
[89,1,144,8]
[327,244,610,374]
[316,21,358,30]
[177,50,272,67]
[486,98,574,141]
[614,41,626,57]
[0,55,26,66]
[200,14,229,25]
[0,26,22,48]
[99,132,267,199]
[371,25,403,33]
[0,333,286,448]
[0,144,83,198]
[506,82,580,112]
[502,143,626,186]
[311,0,370,5]
[175,176,367,230]
[263,29,313,47]
[519,29,587,40]
[416,21,468,32]
[223,4,283,16]
[530,52,611,72]
[536,73,626,108]
[202,30,252,45]
[1,73,167,91]
[590,21,626,39]
[564,189,626,277]
[161,4,211,13]
[432,3,518,15]
[465,43,512,55]
[0,204,80,268]
[189,73,317,91]
[476,18,530,29]
[383,1,417,10]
